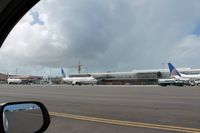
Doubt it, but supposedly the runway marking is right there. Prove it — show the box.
[50,112,200,133]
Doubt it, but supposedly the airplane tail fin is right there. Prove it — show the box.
[168,63,181,77]
[61,68,66,78]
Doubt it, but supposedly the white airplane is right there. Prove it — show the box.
[7,78,22,84]
[168,63,200,80]
[7,75,33,84]
[61,68,97,85]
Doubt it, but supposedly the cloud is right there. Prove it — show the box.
[169,34,200,68]
[1,0,200,75]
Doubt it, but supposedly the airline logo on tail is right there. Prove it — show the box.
[61,68,66,78]
[168,63,181,77]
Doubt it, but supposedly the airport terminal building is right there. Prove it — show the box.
[70,68,200,85]
[2,67,200,85]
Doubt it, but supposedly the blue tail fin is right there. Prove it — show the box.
[61,68,66,78]
[168,63,181,77]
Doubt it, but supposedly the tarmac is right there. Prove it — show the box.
[0,84,199,133]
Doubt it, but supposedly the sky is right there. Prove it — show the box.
[1,0,200,76]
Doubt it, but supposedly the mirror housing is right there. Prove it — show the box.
[0,101,50,133]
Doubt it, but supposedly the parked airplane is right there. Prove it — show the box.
[7,78,22,84]
[7,75,42,84]
[168,63,200,79]
[168,63,200,86]
[61,68,97,85]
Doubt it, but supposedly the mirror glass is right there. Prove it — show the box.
[3,103,43,133]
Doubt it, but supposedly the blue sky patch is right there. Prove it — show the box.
[29,11,44,25]
[192,23,200,35]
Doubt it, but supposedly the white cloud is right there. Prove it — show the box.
[1,0,200,75]
[169,34,200,68]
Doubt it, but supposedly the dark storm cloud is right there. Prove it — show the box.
[60,1,136,69]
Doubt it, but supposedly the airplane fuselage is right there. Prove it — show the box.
[62,76,97,85]
[7,78,22,84]
[180,74,200,80]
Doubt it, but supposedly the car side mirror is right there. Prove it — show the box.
[0,101,50,133]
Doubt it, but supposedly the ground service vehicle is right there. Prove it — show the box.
[158,79,184,86]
